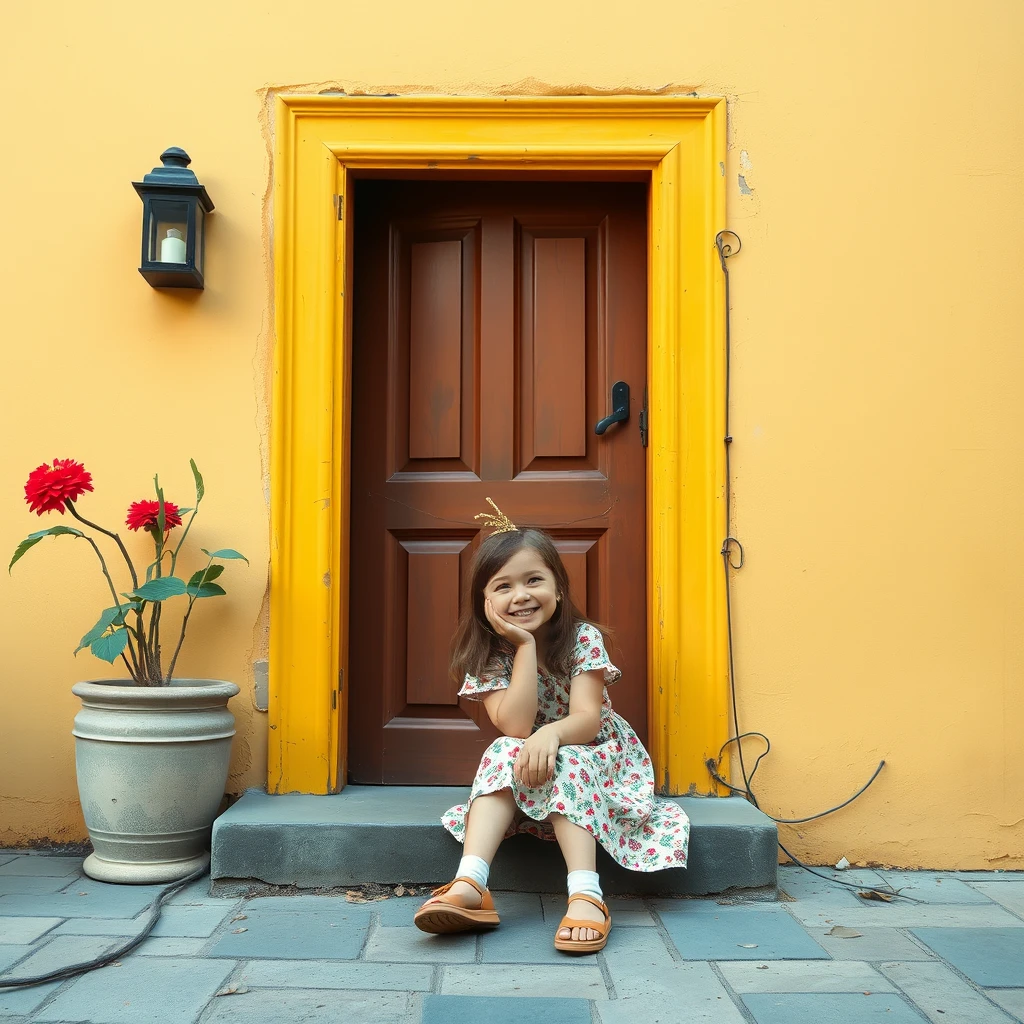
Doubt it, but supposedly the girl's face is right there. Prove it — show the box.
[483,546,559,635]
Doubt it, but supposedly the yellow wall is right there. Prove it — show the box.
[1,1,1021,869]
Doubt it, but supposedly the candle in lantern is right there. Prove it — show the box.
[160,228,186,264]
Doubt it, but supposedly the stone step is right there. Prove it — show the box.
[211,787,777,897]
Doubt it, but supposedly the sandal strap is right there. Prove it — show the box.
[567,894,608,917]
[430,875,486,898]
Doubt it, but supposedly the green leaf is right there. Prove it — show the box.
[201,548,248,564]
[190,459,205,504]
[185,582,227,599]
[133,576,187,601]
[75,605,135,654]
[175,507,194,515]
[188,564,224,587]
[9,525,85,572]
[91,629,129,663]
[30,526,84,539]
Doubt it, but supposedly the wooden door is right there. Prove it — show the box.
[348,180,647,784]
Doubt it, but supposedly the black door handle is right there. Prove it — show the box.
[595,381,630,435]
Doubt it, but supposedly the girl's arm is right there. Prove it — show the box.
[479,599,540,738]
[514,671,604,787]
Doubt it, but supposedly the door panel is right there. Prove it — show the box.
[349,180,647,785]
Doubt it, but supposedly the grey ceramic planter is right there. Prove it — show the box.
[71,678,239,884]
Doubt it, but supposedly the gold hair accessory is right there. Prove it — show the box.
[474,497,518,534]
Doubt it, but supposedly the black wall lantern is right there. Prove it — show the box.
[133,147,214,289]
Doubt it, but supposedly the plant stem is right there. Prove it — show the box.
[65,501,140,591]
[152,603,163,680]
[164,597,195,682]
[169,507,201,576]
[79,534,142,680]
[134,607,151,682]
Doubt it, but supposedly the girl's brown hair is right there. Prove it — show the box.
[450,528,609,683]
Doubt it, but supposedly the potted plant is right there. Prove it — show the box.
[10,458,247,884]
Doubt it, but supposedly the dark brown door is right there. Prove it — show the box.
[349,180,647,784]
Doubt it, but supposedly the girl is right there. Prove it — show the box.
[413,503,690,954]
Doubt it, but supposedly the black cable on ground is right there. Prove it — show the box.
[712,231,911,902]
[0,863,210,989]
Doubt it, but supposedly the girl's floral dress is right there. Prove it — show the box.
[442,624,689,871]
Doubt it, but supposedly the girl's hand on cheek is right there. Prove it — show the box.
[514,727,560,787]
[485,598,534,648]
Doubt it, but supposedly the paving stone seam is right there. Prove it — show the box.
[878,961,1023,1024]
[180,896,260,963]
[886,941,1024,1016]
[707,960,761,1024]
[429,963,443,995]
[963,882,1024,924]
[885,973,960,1022]
[357,913,379,961]
[192,958,247,1024]
[648,907,685,962]
[595,948,617,1000]
[0,939,46,980]
[14,960,83,1024]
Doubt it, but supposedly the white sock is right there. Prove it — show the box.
[567,869,603,902]
[456,854,490,890]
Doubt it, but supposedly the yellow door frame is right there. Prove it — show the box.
[269,95,728,796]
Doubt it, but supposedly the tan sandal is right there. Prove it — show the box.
[413,876,501,934]
[553,893,612,954]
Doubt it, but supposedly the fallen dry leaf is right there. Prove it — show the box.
[231,914,247,922]
[345,894,369,903]
[215,986,249,997]
[394,885,406,896]
[756,965,769,970]
[231,927,248,934]
[737,943,758,948]
[827,925,863,938]
[857,890,894,902]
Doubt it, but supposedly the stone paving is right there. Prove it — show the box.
[0,852,1022,1023]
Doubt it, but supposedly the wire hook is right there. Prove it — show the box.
[721,536,744,569]
[715,230,742,270]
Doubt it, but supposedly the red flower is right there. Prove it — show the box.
[125,500,183,532]
[24,459,93,515]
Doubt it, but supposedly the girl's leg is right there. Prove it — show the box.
[549,814,605,942]
[444,789,516,904]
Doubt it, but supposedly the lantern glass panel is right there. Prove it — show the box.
[193,205,205,275]
[147,199,191,265]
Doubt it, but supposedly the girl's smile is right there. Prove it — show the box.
[485,548,559,634]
